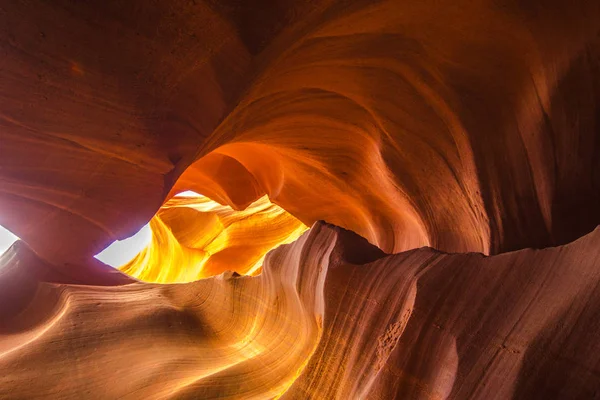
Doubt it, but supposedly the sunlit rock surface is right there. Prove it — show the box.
[1,0,600,398]
[118,194,308,282]
[2,222,600,399]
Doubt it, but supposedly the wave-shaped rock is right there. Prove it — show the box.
[119,194,308,282]
[1,1,600,398]
[2,222,600,398]
[2,1,600,266]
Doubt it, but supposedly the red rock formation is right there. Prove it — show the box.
[2,223,600,398]
[1,0,600,398]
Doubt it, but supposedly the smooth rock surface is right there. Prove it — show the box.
[2,0,600,265]
[1,1,600,398]
[1,222,600,398]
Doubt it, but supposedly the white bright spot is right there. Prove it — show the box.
[175,190,202,197]
[95,224,152,268]
[0,225,19,256]
[94,189,202,268]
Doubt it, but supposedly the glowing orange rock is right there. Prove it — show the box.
[1,1,600,399]
[0,224,329,399]
[118,193,308,283]
[2,222,600,398]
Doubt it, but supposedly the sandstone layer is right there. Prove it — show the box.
[2,0,600,266]
[1,0,600,398]
[2,222,600,399]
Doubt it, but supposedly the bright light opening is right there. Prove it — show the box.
[93,190,200,268]
[0,225,19,256]
[94,224,152,267]
[175,190,202,197]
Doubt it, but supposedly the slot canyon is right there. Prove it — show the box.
[1,0,600,398]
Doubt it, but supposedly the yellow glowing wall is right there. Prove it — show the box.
[119,194,308,283]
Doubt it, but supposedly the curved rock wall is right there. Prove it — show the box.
[2,223,600,398]
[2,0,600,264]
[1,0,600,398]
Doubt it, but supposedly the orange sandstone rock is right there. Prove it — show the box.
[1,223,600,398]
[1,1,600,398]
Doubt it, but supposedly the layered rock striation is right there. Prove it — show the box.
[2,222,600,398]
[1,0,600,398]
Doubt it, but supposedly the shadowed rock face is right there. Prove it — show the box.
[1,0,600,398]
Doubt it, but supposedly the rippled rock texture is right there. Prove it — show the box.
[1,0,600,398]
[2,222,600,398]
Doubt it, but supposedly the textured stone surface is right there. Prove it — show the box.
[2,0,600,265]
[2,223,600,398]
[1,0,600,398]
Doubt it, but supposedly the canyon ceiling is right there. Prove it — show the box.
[1,0,600,399]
